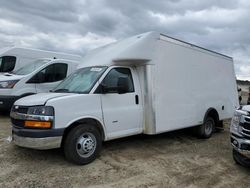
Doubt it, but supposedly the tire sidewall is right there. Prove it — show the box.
[197,116,215,138]
[203,117,215,138]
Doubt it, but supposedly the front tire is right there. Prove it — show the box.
[196,117,215,138]
[233,149,250,167]
[63,124,102,165]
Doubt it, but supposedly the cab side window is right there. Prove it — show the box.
[101,68,134,93]
[0,56,16,72]
[29,63,68,83]
[54,63,68,81]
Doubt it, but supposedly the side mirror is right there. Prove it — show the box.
[117,77,129,94]
[100,83,108,94]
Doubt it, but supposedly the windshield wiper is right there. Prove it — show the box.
[52,88,69,93]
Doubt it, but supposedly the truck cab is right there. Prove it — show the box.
[11,65,143,164]
[0,58,79,110]
[230,105,250,167]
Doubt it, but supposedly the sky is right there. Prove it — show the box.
[0,0,249,80]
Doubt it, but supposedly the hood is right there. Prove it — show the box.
[242,105,250,113]
[0,73,25,81]
[15,92,76,106]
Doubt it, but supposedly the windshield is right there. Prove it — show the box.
[53,66,107,94]
[13,59,50,75]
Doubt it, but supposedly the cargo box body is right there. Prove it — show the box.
[77,31,239,135]
[138,34,238,134]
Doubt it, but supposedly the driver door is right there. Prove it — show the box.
[98,67,143,139]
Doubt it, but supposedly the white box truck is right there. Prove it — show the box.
[10,32,239,164]
[0,58,79,110]
[0,47,81,73]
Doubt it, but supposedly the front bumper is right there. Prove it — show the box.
[0,95,19,110]
[231,134,250,158]
[13,134,62,150]
[12,126,65,150]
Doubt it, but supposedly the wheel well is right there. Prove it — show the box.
[204,108,219,127]
[61,118,105,147]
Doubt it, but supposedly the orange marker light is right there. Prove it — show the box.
[24,121,52,129]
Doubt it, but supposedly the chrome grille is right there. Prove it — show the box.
[11,118,24,128]
[11,105,29,114]
[11,105,28,128]
[241,116,250,137]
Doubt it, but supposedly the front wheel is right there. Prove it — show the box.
[233,149,250,167]
[63,124,102,165]
[196,117,215,138]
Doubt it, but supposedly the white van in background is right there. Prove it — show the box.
[10,32,239,165]
[0,58,79,110]
[0,47,81,73]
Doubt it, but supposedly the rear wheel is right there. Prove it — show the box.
[63,124,102,165]
[196,116,215,138]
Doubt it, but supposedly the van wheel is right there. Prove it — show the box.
[63,124,102,165]
[196,117,215,138]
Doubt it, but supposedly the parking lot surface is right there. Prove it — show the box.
[0,114,249,188]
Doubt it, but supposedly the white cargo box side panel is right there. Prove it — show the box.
[152,38,238,134]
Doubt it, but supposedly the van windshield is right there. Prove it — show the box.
[13,59,50,75]
[53,66,107,94]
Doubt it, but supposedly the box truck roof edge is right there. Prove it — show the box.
[78,31,232,69]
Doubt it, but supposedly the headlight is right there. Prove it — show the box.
[27,106,54,116]
[230,111,243,134]
[23,106,54,129]
[0,80,19,89]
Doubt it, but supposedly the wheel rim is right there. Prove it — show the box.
[76,132,96,158]
[204,120,213,135]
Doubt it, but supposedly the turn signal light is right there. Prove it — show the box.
[24,121,52,129]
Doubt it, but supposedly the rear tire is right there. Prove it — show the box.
[196,116,215,138]
[63,124,102,165]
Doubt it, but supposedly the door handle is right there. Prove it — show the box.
[135,95,139,105]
